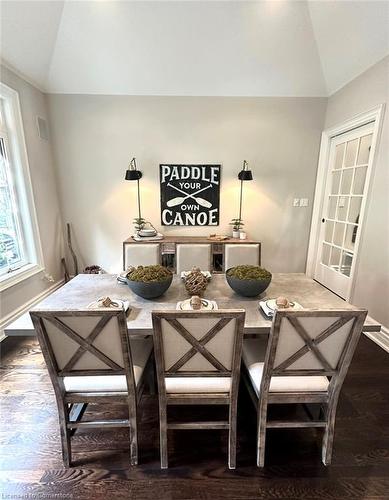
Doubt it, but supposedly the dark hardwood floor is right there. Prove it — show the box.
[1,334,388,500]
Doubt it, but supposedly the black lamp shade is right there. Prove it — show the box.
[125,170,142,181]
[238,170,253,181]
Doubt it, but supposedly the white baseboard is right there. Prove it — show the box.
[364,327,389,354]
[0,279,64,337]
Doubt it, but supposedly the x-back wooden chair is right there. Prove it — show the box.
[30,308,153,467]
[242,308,367,467]
[152,309,245,469]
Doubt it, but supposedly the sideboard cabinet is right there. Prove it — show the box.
[122,236,261,273]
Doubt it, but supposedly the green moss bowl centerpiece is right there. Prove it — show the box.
[126,265,173,299]
[226,265,272,297]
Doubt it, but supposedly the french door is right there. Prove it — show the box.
[314,122,376,299]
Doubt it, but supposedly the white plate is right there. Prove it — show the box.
[179,299,215,311]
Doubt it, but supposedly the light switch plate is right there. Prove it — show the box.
[300,198,309,207]
[293,198,300,207]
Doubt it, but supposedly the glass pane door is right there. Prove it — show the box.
[315,122,374,299]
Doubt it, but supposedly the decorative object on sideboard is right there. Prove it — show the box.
[183,266,208,296]
[66,222,78,275]
[126,264,173,299]
[230,218,244,238]
[226,265,271,297]
[208,234,229,241]
[160,164,221,226]
[231,160,254,238]
[82,265,103,274]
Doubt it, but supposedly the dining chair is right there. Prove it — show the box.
[30,308,153,467]
[242,308,367,467]
[224,243,260,271]
[176,243,211,274]
[123,243,160,270]
[151,309,245,469]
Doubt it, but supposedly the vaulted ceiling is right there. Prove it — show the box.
[1,0,388,96]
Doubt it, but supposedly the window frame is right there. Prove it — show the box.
[0,82,44,291]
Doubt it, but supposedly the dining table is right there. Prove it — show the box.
[29,272,381,426]
[31,272,381,335]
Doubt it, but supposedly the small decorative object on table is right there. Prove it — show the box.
[275,296,290,308]
[184,266,208,296]
[226,265,272,297]
[83,265,102,274]
[259,297,302,318]
[177,296,218,310]
[190,295,202,310]
[87,296,130,313]
[126,264,173,299]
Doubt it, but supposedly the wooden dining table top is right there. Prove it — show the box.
[31,273,381,336]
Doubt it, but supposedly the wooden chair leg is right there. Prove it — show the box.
[322,402,337,466]
[228,403,238,469]
[160,406,168,469]
[128,403,138,466]
[58,402,71,467]
[256,403,268,468]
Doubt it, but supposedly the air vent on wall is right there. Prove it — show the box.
[36,116,49,141]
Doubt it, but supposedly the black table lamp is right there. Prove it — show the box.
[237,160,253,222]
[125,157,143,221]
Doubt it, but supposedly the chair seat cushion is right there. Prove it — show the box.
[242,339,329,395]
[63,338,152,392]
[165,377,231,394]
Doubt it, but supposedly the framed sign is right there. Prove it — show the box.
[160,164,221,226]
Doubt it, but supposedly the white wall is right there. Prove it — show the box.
[47,95,326,274]
[0,65,64,325]
[325,56,389,329]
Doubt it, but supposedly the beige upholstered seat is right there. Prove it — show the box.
[165,377,231,394]
[64,338,152,392]
[152,309,245,469]
[176,243,211,274]
[124,243,159,270]
[30,309,153,467]
[224,243,259,271]
[243,339,329,394]
[241,309,367,468]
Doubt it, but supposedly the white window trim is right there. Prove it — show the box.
[306,104,385,302]
[0,83,44,291]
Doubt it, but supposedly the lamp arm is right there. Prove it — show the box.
[137,178,142,221]
[238,178,243,224]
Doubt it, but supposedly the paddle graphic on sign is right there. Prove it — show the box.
[160,164,221,226]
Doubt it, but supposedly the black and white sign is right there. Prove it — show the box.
[160,164,221,226]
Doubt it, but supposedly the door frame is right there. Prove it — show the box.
[306,104,385,302]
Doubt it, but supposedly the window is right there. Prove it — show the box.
[0,83,43,290]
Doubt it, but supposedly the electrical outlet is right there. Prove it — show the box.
[300,198,309,207]
[293,198,300,207]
